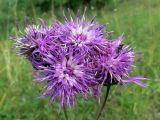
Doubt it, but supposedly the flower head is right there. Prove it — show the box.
[12,21,50,68]
[34,48,97,108]
[95,35,147,87]
[52,15,109,56]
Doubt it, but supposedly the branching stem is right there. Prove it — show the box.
[96,85,111,120]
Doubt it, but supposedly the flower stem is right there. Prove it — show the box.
[63,105,68,120]
[96,85,111,120]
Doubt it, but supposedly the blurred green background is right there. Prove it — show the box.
[0,0,160,120]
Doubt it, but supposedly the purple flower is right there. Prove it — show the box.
[52,15,109,56]
[34,48,97,109]
[12,13,148,111]
[95,35,148,87]
[12,21,49,68]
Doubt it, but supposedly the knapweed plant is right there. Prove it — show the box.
[12,11,148,120]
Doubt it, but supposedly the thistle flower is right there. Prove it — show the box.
[98,35,147,87]
[34,48,97,109]
[12,11,148,115]
[12,21,51,69]
[52,14,109,57]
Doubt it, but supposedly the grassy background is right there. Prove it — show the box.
[0,0,160,119]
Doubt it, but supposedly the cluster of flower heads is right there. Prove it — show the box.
[12,13,147,110]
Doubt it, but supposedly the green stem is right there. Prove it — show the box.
[96,85,111,120]
[63,105,68,120]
